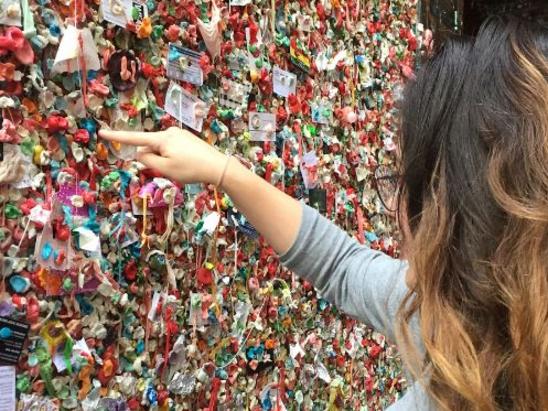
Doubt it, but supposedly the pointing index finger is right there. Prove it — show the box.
[98,129,162,150]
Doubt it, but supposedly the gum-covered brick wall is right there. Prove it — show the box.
[0,0,426,409]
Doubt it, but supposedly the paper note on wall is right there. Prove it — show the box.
[0,366,15,411]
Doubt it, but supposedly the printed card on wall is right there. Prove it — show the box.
[166,44,204,86]
[165,82,206,132]
[229,0,251,5]
[0,0,21,26]
[102,0,148,28]
[273,66,297,98]
[218,79,252,110]
[248,112,276,141]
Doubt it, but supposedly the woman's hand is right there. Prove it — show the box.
[98,127,227,185]
[99,126,302,254]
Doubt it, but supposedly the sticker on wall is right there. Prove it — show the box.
[130,0,147,23]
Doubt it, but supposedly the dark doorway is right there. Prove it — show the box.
[420,0,547,44]
[463,0,548,35]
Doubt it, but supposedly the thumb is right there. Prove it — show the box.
[136,151,171,174]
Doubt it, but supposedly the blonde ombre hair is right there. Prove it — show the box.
[396,16,547,410]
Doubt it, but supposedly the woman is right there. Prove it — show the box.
[100,16,547,411]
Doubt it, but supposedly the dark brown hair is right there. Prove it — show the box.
[396,16,548,411]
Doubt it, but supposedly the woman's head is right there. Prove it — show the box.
[396,16,547,411]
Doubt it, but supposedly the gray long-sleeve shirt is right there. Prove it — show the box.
[279,203,436,410]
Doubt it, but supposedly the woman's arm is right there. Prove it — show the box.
[280,203,410,342]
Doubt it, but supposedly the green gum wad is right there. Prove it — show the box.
[5,203,22,219]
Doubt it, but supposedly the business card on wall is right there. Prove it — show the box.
[218,79,252,110]
[0,317,29,365]
[0,0,21,27]
[102,0,148,28]
[273,66,297,98]
[165,82,206,132]
[248,112,276,141]
[166,44,204,86]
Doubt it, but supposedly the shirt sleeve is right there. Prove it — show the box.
[279,202,410,343]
